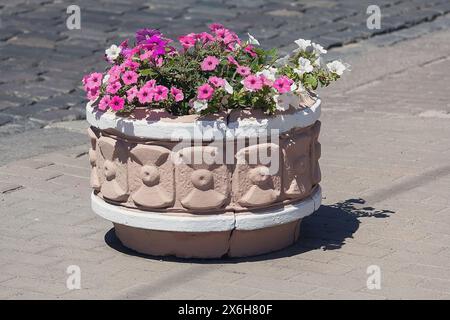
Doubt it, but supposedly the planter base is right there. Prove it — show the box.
[92,186,321,258]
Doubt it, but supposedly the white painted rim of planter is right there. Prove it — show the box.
[91,186,321,232]
[86,99,321,141]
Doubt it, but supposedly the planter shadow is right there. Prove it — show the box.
[104,198,394,263]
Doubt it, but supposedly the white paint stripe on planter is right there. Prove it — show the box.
[235,186,321,230]
[86,99,321,141]
[91,186,321,232]
[228,99,321,139]
[91,193,235,232]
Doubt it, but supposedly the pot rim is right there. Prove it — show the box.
[86,98,321,141]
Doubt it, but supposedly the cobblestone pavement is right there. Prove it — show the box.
[1,21,450,299]
[2,0,450,135]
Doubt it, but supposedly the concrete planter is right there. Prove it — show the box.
[86,97,322,258]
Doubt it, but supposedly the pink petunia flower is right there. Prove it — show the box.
[209,23,224,32]
[227,55,239,66]
[106,81,121,94]
[122,59,139,70]
[109,96,125,111]
[214,28,237,44]
[98,95,111,110]
[208,76,225,88]
[273,76,294,94]
[170,87,184,102]
[122,70,138,85]
[143,80,156,89]
[140,50,153,61]
[179,33,197,50]
[87,87,100,101]
[153,85,169,102]
[137,87,153,104]
[201,56,220,71]
[244,45,257,57]
[236,65,251,77]
[86,72,102,89]
[126,86,139,103]
[197,83,214,100]
[243,75,263,91]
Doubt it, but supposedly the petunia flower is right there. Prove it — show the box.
[109,96,125,111]
[137,87,153,104]
[294,57,313,76]
[153,85,169,102]
[86,72,103,89]
[170,87,184,102]
[208,76,225,88]
[179,33,197,50]
[201,56,220,71]
[135,28,162,44]
[273,76,294,94]
[193,99,208,112]
[294,38,311,52]
[126,86,139,103]
[98,95,111,110]
[247,33,260,46]
[121,70,139,85]
[106,81,121,94]
[326,60,346,75]
[105,44,121,61]
[197,83,214,100]
[243,75,263,91]
[236,65,251,77]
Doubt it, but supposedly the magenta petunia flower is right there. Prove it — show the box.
[273,76,294,94]
[98,95,111,110]
[109,96,125,111]
[201,56,220,71]
[122,59,139,70]
[244,45,257,57]
[208,76,225,88]
[170,87,184,102]
[122,70,138,85]
[236,65,251,77]
[197,83,214,100]
[137,87,153,104]
[135,28,162,44]
[106,81,121,94]
[153,85,169,102]
[126,86,139,103]
[243,75,263,91]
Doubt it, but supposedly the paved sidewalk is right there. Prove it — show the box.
[2,0,450,134]
[1,23,450,300]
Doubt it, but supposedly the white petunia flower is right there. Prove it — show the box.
[294,38,311,51]
[223,79,234,94]
[193,100,208,112]
[313,57,322,67]
[247,33,260,46]
[105,44,121,61]
[273,92,300,111]
[326,60,346,76]
[311,42,327,56]
[102,74,110,84]
[294,57,313,75]
[257,67,277,81]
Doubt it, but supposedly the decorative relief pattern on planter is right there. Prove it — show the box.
[87,128,100,191]
[311,121,322,186]
[128,144,174,209]
[176,146,230,211]
[97,136,128,202]
[282,131,312,200]
[233,143,281,208]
